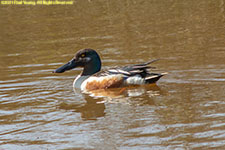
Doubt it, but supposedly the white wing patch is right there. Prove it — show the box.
[125,75,145,85]
[108,69,130,75]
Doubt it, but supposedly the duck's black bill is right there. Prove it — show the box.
[53,60,77,73]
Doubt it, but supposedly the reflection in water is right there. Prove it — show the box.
[80,84,162,103]
[58,96,106,120]
[59,84,163,120]
[58,89,107,120]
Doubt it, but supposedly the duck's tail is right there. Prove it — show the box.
[144,72,168,84]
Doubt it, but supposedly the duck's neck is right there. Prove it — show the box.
[81,57,101,76]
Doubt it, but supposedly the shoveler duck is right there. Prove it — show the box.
[53,49,167,91]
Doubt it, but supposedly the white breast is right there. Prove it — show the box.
[73,75,90,89]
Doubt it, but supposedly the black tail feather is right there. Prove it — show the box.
[145,72,167,84]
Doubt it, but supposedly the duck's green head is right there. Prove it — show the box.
[54,49,101,76]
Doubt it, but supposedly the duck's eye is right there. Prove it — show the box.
[81,54,85,58]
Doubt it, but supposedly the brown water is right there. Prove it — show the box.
[0,0,225,149]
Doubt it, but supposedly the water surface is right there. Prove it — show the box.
[0,1,225,149]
